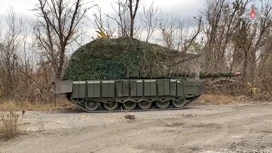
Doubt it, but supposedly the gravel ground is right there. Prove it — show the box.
[1,104,272,153]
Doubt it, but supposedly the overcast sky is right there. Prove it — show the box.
[0,0,206,14]
[0,0,207,55]
[0,0,206,26]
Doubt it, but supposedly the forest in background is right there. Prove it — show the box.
[0,0,272,103]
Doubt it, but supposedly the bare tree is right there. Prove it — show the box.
[177,17,202,53]
[33,0,93,80]
[93,6,115,38]
[198,0,272,95]
[158,12,202,53]
[140,2,158,42]
[0,8,23,98]
[128,0,140,37]
[0,8,40,101]
[104,0,140,38]
[158,13,178,50]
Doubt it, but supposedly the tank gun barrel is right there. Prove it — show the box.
[167,71,241,79]
[123,72,241,79]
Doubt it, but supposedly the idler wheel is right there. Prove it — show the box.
[138,101,152,109]
[85,100,99,111]
[172,100,187,108]
[123,101,137,110]
[103,102,118,111]
[155,100,170,109]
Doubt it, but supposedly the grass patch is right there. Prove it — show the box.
[0,111,22,140]
[194,94,249,105]
[0,99,73,111]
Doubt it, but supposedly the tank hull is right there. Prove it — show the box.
[56,78,205,112]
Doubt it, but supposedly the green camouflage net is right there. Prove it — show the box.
[62,38,178,80]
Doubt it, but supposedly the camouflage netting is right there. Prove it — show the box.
[62,38,182,81]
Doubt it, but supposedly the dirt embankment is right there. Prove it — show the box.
[1,103,272,153]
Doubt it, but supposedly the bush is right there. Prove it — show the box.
[0,111,22,140]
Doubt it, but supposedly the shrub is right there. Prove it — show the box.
[0,111,22,140]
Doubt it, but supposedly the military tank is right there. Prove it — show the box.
[54,38,241,112]
[55,72,241,112]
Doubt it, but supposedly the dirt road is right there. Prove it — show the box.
[1,104,272,153]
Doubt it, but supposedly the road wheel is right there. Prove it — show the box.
[172,100,187,108]
[123,101,137,110]
[155,100,170,109]
[85,101,99,111]
[103,102,118,111]
[138,101,152,109]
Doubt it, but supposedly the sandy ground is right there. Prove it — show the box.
[1,103,272,153]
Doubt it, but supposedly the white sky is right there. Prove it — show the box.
[0,0,207,57]
[0,0,206,21]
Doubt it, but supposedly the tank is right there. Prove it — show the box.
[54,72,241,112]
[55,38,242,112]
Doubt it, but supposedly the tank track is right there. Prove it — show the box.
[70,96,200,113]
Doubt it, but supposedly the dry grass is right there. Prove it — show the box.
[194,94,250,105]
[0,99,73,112]
[251,92,272,101]
[0,111,22,140]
